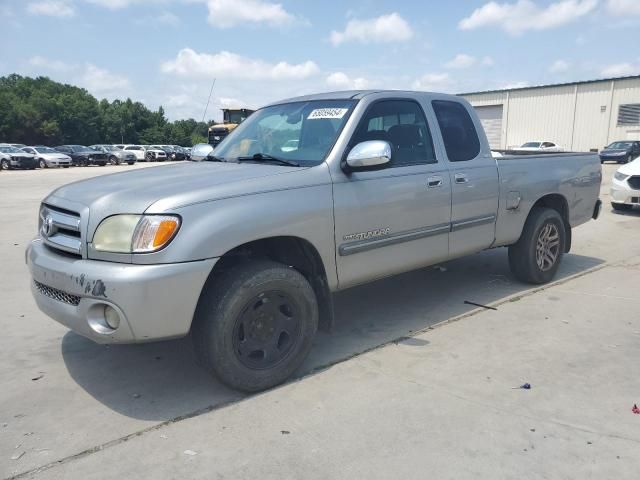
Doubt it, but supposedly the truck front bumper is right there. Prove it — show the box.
[26,239,217,344]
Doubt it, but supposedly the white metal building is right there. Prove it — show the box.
[460,75,640,152]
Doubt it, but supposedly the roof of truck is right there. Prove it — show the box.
[265,90,452,107]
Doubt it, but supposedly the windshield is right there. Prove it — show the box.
[607,142,632,149]
[35,147,58,153]
[214,100,356,166]
[0,146,24,153]
[521,142,541,148]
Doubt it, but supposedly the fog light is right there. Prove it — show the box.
[104,305,120,330]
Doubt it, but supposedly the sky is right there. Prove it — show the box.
[2,0,640,121]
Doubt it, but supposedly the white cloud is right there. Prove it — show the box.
[326,72,370,90]
[500,81,530,89]
[81,64,131,95]
[549,60,570,73]
[445,54,477,69]
[29,56,70,71]
[481,56,495,66]
[607,0,640,15]
[601,63,640,76]
[444,54,494,69]
[459,0,598,35]
[205,0,296,28]
[161,49,320,80]
[27,0,75,17]
[412,73,451,91]
[155,11,180,26]
[84,0,169,9]
[330,13,413,46]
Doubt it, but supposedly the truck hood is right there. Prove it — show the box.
[47,161,311,219]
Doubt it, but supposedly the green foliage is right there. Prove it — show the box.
[0,74,211,147]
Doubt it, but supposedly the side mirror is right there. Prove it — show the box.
[190,143,214,161]
[344,140,391,172]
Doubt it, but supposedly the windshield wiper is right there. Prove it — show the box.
[236,153,299,167]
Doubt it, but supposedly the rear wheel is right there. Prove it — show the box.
[612,202,632,211]
[508,207,566,284]
[193,260,318,392]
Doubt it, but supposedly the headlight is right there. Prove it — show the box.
[614,172,629,182]
[93,214,181,253]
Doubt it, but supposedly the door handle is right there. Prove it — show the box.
[454,173,469,184]
[427,176,443,188]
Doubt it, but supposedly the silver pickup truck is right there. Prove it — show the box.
[27,91,602,391]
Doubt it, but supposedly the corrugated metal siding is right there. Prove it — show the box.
[609,78,640,143]
[571,82,612,151]
[504,86,576,149]
[462,77,640,152]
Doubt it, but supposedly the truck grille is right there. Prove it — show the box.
[628,176,640,190]
[34,280,81,306]
[39,204,82,257]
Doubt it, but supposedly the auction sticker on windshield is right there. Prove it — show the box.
[308,108,348,120]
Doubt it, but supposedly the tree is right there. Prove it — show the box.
[0,74,207,147]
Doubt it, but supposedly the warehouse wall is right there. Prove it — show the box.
[463,76,640,152]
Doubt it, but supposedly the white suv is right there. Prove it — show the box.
[122,145,167,162]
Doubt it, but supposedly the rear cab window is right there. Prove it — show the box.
[432,100,481,162]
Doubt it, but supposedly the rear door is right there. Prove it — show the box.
[432,100,499,257]
[333,99,452,289]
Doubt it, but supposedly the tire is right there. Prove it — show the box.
[127,162,134,166]
[109,156,120,166]
[1,159,11,170]
[508,207,566,284]
[612,202,632,211]
[146,152,154,162]
[63,165,70,168]
[193,260,318,392]
[39,159,48,169]
[98,162,106,167]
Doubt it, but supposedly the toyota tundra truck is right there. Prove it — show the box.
[27,91,602,392]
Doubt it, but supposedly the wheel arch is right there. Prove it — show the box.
[199,235,334,332]
[529,193,571,253]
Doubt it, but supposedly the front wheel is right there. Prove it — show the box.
[193,260,318,392]
[109,156,120,165]
[1,159,10,170]
[508,207,566,284]
[39,159,48,169]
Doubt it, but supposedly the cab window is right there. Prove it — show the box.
[350,100,436,166]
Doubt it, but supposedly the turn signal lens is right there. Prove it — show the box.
[132,215,180,253]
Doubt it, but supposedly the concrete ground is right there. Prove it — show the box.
[1,162,639,479]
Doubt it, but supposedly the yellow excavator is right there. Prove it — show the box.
[208,108,255,147]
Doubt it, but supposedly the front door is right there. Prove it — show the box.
[333,99,452,289]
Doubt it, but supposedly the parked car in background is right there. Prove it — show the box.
[0,144,38,170]
[182,147,192,160]
[514,141,564,153]
[90,145,137,165]
[142,145,168,162]
[599,141,640,164]
[54,145,107,166]
[22,146,72,168]
[0,145,38,170]
[610,157,640,211]
[6,143,27,149]
[165,145,188,160]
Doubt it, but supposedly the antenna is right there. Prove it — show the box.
[201,78,216,124]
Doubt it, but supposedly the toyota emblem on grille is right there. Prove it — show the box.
[42,215,55,237]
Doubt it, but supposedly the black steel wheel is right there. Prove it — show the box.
[193,260,318,392]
